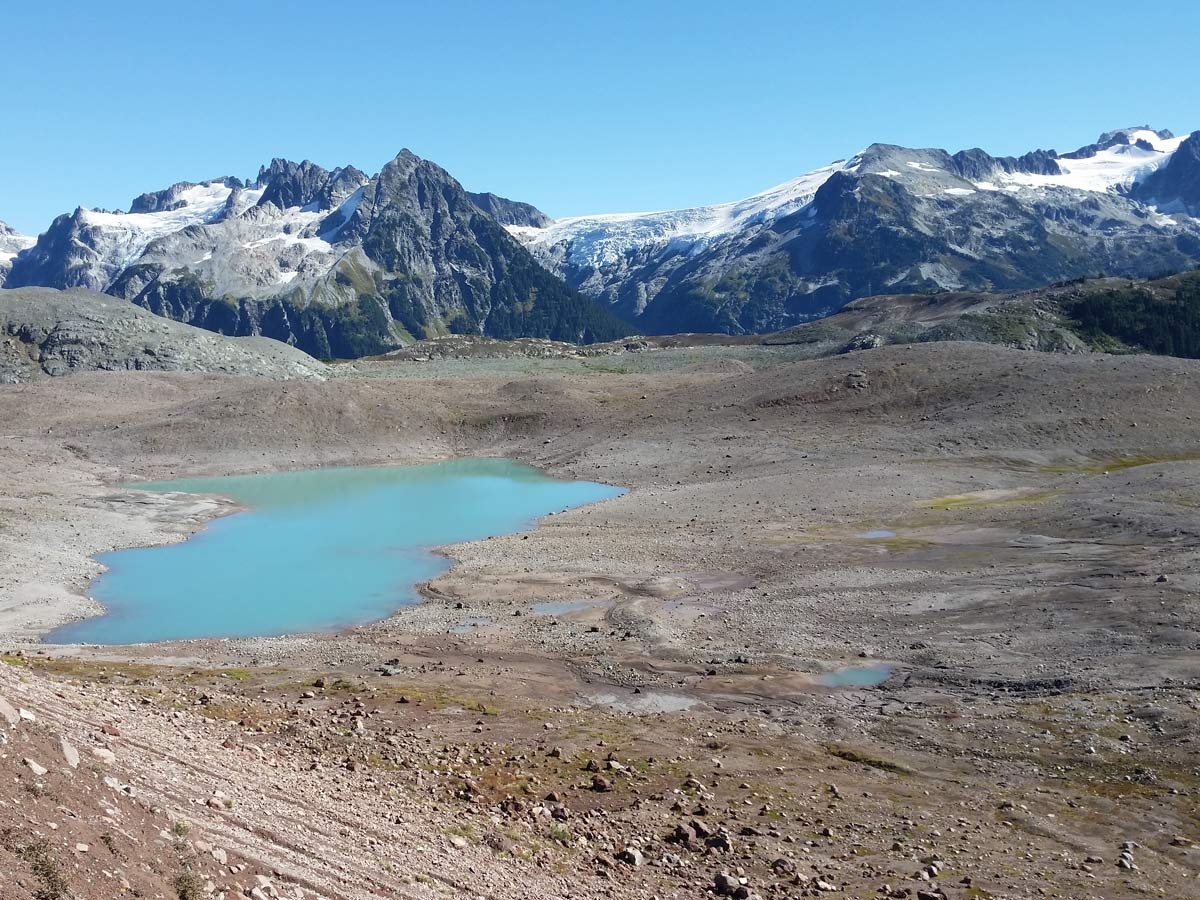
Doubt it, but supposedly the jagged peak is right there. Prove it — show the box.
[255,158,329,185]
[1097,125,1175,145]
[1061,127,1179,161]
[254,158,368,213]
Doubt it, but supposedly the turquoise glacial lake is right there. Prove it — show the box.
[47,459,623,645]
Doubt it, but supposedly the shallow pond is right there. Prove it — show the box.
[818,662,894,687]
[48,459,623,645]
[531,599,599,616]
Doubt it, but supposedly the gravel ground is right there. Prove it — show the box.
[2,341,1200,898]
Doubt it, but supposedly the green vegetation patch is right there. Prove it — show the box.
[1062,273,1200,358]
[1040,452,1200,476]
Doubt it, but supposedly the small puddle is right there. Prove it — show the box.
[531,600,598,616]
[449,616,493,634]
[855,530,896,539]
[818,662,894,688]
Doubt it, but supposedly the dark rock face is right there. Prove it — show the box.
[950,148,1061,180]
[466,191,551,228]
[256,159,368,212]
[339,151,625,350]
[1136,132,1200,215]
[6,209,108,291]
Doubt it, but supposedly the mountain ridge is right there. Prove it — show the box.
[3,150,628,357]
[4,125,1199,352]
[511,126,1200,335]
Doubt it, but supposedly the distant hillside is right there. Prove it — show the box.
[357,271,1200,367]
[0,287,328,382]
[765,270,1200,359]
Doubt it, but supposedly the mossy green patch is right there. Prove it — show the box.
[1040,452,1200,476]
[928,489,1060,510]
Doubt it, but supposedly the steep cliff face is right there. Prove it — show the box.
[1135,132,1200,215]
[4,153,628,358]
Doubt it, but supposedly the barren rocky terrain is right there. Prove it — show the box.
[2,341,1199,899]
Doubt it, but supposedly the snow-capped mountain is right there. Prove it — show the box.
[4,154,626,356]
[511,126,1200,334]
[0,220,35,283]
[5,125,1200,351]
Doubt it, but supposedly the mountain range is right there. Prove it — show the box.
[1,154,627,358]
[511,126,1200,333]
[2,125,1198,356]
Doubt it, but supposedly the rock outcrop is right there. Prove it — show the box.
[0,286,328,382]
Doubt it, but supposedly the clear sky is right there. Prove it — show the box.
[2,0,1197,235]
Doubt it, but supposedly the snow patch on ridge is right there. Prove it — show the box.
[509,160,849,269]
[79,182,235,274]
[0,234,35,266]
[998,130,1185,194]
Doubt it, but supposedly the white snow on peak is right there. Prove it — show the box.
[319,186,365,242]
[228,185,267,217]
[0,224,35,265]
[510,160,850,268]
[78,181,236,274]
[996,130,1186,194]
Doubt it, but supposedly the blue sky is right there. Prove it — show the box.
[2,0,1197,234]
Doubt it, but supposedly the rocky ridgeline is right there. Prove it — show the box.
[3,153,629,359]
[515,127,1200,336]
[0,287,328,383]
[4,125,1199,356]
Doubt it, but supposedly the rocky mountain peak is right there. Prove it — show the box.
[130,177,243,214]
[1062,126,1177,161]
[1134,131,1200,214]
[255,159,369,212]
[1097,125,1175,145]
[0,220,36,286]
[0,219,27,241]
